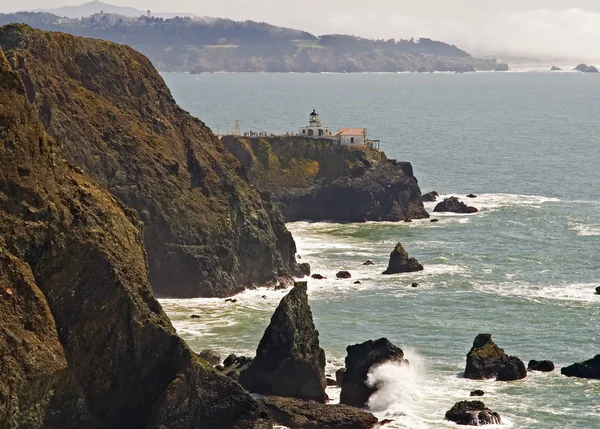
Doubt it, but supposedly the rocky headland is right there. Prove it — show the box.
[0,45,270,428]
[221,136,429,222]
[0,24,304,298]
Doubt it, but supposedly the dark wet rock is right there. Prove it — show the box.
[260,396,378,429]
[528,360,555,372]
[470,390,485,397]
[340,338,407,407]
[198,349,221,366]
[464,334,527,381]
[239,282,327,402]
[430,219,439,223]
[190,314,201,319]
[336,368,346,386]
[326,377,338,386]
[466,194,477,198]
[354,281,362,285]
[382,243,424,275]
[225,298,238,303]
[551,66,562,71]
[312,274,326,280]
[421,191,439,202]
[574,64,599,73]
[363,260,375,266]
[595,286,600,294]
[220,355,254,381]
[262,295,268,299]
[337,271,352,279]
[434,197,478,214]
[445,401,501,426]
[297,262,312,277]
[411,283,419,288]
[561,355,600,379]
[379,419,394,426]
[403,218,413,223]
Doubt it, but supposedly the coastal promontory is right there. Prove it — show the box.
[0,24,303,298]
[222,135,429,222]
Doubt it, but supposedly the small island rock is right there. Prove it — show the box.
[470,390,485,397]
[550,66,562,71]
[340,338,407,407]
[434,197,478,214]
[311,274,325,280]
[445,401,501,426]
[382,243,424,275]
[239,281,327,402]
[574,63,599,73]
[466,194,477,198]
[422,191,439,202]
[464,334,527,381]
[561,355,600,379]
[363,260,374,266]
[528,360,555,372]
[336,271,352,279]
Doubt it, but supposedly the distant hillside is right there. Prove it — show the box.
[0,12,508,73]
[34,1,195,19]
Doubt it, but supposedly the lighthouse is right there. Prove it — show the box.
[298,109,332,138]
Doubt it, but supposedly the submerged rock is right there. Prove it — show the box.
[198,349,221,366]
[434,197,478,214]
[470,390,485,397]
[445,401,501,426]
[561,355,600,379]
[311,274,326,280]
[340,338,407,407]
[260,396,378,429]
[337,271,352,279]
[382,243,424,275]
[464,334,527,381]
[239,282,327,402]
[363,260,375,266]
[528,360,555,372]
[466,194,477,198]
[422,191,439,202]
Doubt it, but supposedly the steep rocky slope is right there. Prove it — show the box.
[222,136,428,222]
[0,46,270,428]
[0,24,302,298]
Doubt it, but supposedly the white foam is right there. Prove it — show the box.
[472,281,600,304]
[424,193,561,214]
[570,222,600,236]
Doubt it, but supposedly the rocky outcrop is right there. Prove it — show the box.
[198,349,222,366]
[239,281,327,402]
[0,24,302,298]
[222,136,429,222]
[219,355,253,381]
[445,401,501,426]
[260,396,378,429]
[464,334,526,381]
[574,64,599,73]
[421,191,439,202]
[382,242,424,275]
[0,46,270,429]
[434,197,478,214]
[550,66,562,71]
[528,360,555,372]
[340,338,407,407]
[561,355,600,379]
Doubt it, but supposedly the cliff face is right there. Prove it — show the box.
[0,46,271,429]
[0,24,301,298]
[222,136,428,222]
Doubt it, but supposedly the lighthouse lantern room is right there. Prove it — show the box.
[298,109,332,138]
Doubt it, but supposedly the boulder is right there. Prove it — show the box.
[239,282,327,402]
[336,368,346,386]
[561,355,600,379]
[445,401,501,426]
[311,274,326,280]
[470,390,485,397]
[190,314,201,319]
[198,349,221,366]
[411,283,419,288]
[464,334,527,381]
[434,197,478,214]
[260,396,378,429]
[363,260,374,266]
[340,338,407,407]
[297,262,312,277]
[337,271,352,279]
[220,355,254,381]
[550,66,562,71]
[382,243,424,275]
[528,360,555,372]
[354,281,362,285]
[466,194,477,198]
[422,191,439,202]
[574,63,599,73]
[430,219,439,223]
[595,286,600,294]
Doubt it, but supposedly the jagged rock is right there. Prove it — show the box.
[421,191,439,202]
[297,263,311,277]
[198,349,221,366]
[382,243,424,275]
[0,46,271,429]
[239,282,327,402]
[340,338,407,407]
[220,355,254,381]
[434,197,478,214]
[445,401,501,426]
[312,274,326,280]
[337,271,352,279]
[260,396,378,429]
[551,66,562,71]
[464,334,527,381]
[528,360,555,372]
[561,355,600,379]
[363,260,374,266]
[222,136,429,222]
[574,64,599,73]
[466,194,477,198]
[0,24,301,298]
[336,368,346,386]
[326,377,338,386]
[470,390,485,397]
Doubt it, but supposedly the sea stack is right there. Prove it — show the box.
[239,281,327,402]
[382,243,424,275]
[464,334,527,381]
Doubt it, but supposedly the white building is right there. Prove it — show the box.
[335,128,366,146]
[298,110,332,138]
[297,110,379,149]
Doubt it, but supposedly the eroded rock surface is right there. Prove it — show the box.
[382,242,424,275]
[464,334,526,381]
[445,401,501,426]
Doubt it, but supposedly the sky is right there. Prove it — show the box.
[4,0,600,62]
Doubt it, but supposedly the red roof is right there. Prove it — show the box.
[337,128,365,135]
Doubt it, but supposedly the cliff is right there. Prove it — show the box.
[0,47,270,428]
[0,24,302,298]
[0,13,508,73]
[222,136,428,222]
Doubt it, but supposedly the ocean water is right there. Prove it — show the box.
[160,72,600,428]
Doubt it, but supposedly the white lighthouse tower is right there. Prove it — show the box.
[298,109,332,138]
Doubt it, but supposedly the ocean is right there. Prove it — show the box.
[160,71,600,428]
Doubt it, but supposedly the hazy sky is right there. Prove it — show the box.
[5,1,600,61]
